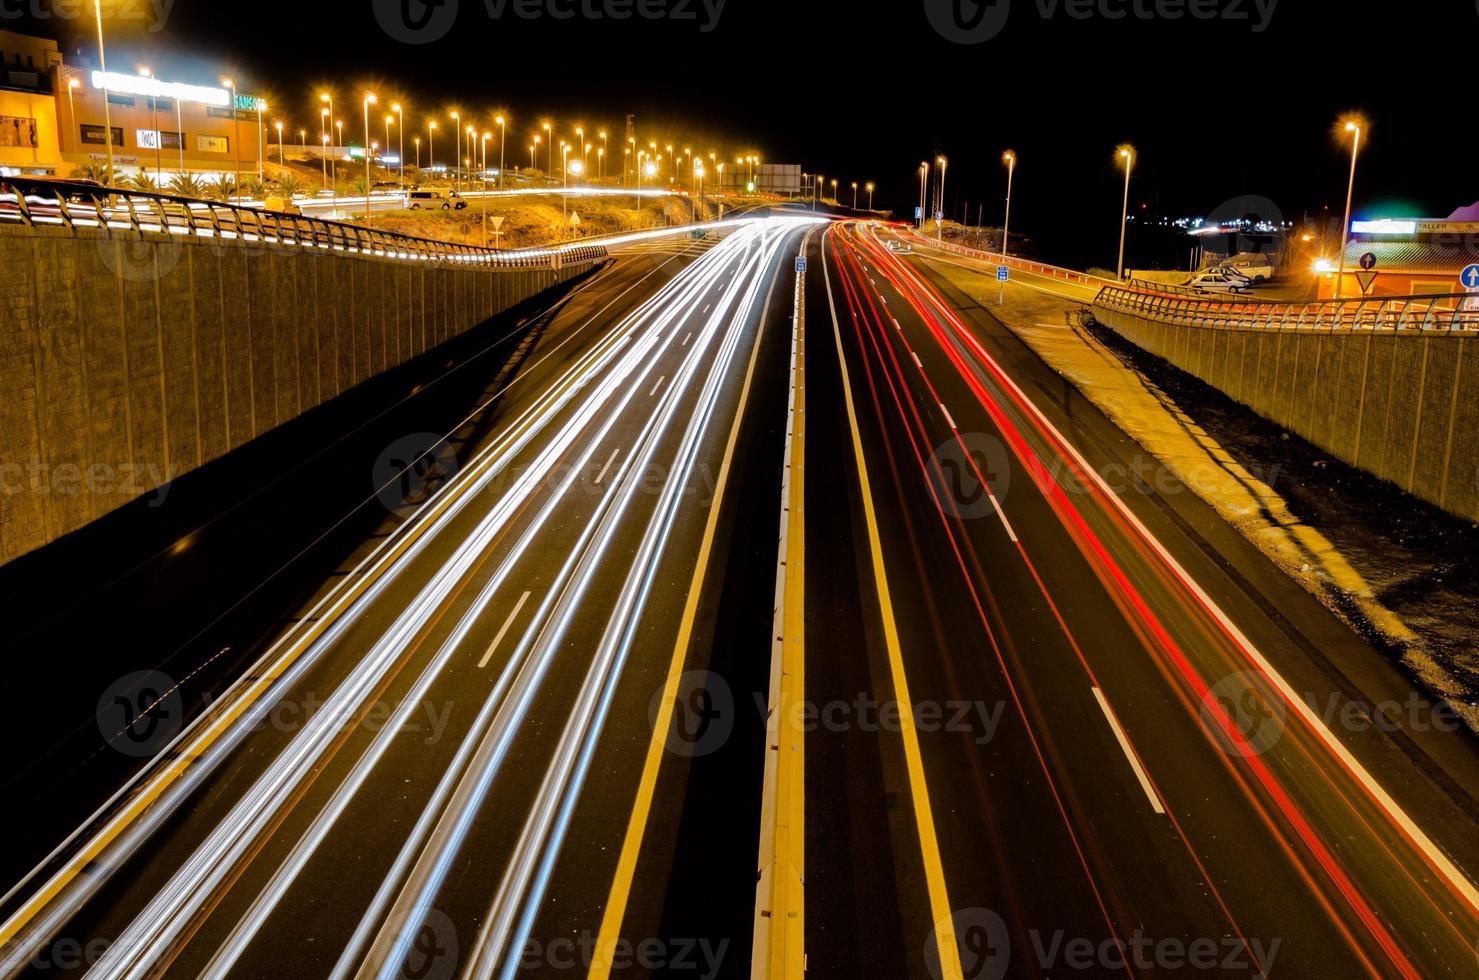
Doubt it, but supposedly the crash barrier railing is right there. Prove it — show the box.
[899,228,1117,291]
[1093,286,1479,333]
[0,177,607,270]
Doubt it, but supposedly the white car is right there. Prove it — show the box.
[886,240,912,253]
[1222,253,1276,282]
[1188,269,1249,293]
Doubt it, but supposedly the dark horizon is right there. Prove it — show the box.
[11,2,1474,249]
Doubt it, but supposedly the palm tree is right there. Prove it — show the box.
[274,173,301,201]
[128,172,161,194]
[70,160,120,187]
[206,173,237,202]
[239,175,267,200]
[167,173,206,199]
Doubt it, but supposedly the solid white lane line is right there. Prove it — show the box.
[939,404,956,430]
[892,318,901,331]
[478,592,533,670]
[911,351,922,368]
[682,332,692,347]
[1090,687,1164,815]
[649,376,667,397]
[594,447,620,486]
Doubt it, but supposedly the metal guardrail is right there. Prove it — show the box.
[0,177,607,271]
[1094,286,1479,333]
[900,229,1117,290]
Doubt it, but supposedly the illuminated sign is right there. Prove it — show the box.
[90,71,230,107]
[235,94,268,112]
[1351,219,1417,235]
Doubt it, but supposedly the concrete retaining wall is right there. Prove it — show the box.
[1091,306,1479,523]
[0,225,599,564]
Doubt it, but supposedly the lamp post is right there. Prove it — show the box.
[599,130,607,180]
[176,95,185,177]
[918,162,927,229]
[319,93,332,190]
[363,92,377,222]
[450,111,461,194]
[829,178,837,203]
[542,121,552,173]
[530,136,538,171]
[934,155,947,240]
[427,119,437,175]
[65,77,79,168]
[334,119,343,208]
[565,159,583,229]
[256,99,265,181]
[866,181,875,211]
[222,77,240,193]
[93,0,115,181]
[274,120,284,167]
[1116,145,1134,280]
[414,135,421,172]
[1333,116,1364,300]
[1000,150,1015,260]
[851,181,858,209]
[481,131,491,190]
[495,114,506,189]
[392,102,404,191]
[139,66,162,184]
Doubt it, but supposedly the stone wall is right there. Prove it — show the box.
[1090,305,1479,522]
[0,225,600,564]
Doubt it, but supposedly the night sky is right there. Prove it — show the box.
[14,0,1474,265]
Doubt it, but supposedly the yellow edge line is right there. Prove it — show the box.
[821,225,965,980]
[589,240,779,976]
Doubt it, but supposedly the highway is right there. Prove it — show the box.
[804,221,1479,978]
[3,212,1477,980]
[0,215,818,978]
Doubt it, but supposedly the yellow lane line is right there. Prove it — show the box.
[589,236,785,977]
[821,226,965,980]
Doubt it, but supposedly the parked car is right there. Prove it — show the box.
[1188,269,1249,293]
[1221,253,1276,282]
[407,190,466,210]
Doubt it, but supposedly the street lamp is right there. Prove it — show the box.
[139,66,162,184]
[450,111,461,193]
[866,181,875,211]
[918,162,928,229]
[481,131,492,189]
[222,77,240,193]
[1116,144,1134,280]
[391,102,404,191]
[599,129,608,179]
[531,135,540,171]
[275,120,284,167]
[1333,115,1365,300]
[320,93,333,190]
[829,178,837,203]
[413,135,421,172]
[851,181,858,209]
[363,92,377,222]
[1000,150,1016,260]
[495,114,507,189]
[93,0,115,181]
[542,121,553,173]
[564,159,584,227]
[934,155,947,240]
[427,119,437,175]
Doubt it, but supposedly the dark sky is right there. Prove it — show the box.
[17,0,1475,265]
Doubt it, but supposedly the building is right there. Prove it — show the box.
[1318,211,1479,299]
[0,29,64,176]
[0,27,266,181]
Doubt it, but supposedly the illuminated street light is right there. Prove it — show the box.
[866,181,875,211]
[391,102,404,191]
[427,118,438,174]
[1116,144,1134,280]
[917,162,928,229]
[451,110,461,193]
[1001,150,1016,260]
[599,129,608,180]
[1333,114,1366,300]
[275,120,284,167]
[93,1,116,179]
[934,155,947,240]
[222,77,240,192]
[363,93,377,222]
[543,121,553,173]
[851,181,858,210]
[495,114,507,189]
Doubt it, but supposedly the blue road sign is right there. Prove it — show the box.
[914,206,923,220]
[935,210,944,221]
[1359,251,1377,271]
[796,256,808,273]
[1462,264,1479,290]
[996,266,1009,282]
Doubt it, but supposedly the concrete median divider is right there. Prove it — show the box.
[0,188,607,565]
[1090,287,1479,523]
